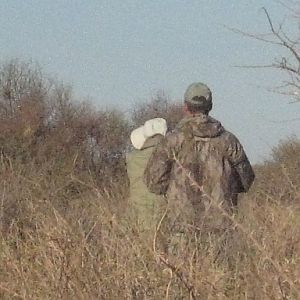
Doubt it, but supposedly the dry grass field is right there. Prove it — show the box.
[0,138,299,299]
[0,60,299,299]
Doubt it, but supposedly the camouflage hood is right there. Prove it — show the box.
[176,114,224,138]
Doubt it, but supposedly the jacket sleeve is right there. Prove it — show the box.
[143,134,175,195]
[227,134,255,193]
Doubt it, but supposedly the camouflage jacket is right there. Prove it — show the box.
[143,113,255,227]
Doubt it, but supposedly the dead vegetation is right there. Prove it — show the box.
[0,60,299,299]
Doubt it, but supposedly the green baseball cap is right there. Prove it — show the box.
[184,82,212,111]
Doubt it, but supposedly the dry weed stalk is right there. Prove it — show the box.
[171,155,300,298]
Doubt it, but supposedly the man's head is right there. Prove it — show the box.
[184,82,212,115]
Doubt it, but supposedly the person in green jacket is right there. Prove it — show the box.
[126,118,168,231]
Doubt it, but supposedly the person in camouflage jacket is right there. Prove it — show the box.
[143,82,255,233]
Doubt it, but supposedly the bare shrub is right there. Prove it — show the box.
[253,137,300,204]
[0,59,49,118]
[0,59,130,198]
[132,90,184,130]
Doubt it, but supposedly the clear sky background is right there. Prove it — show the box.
[0,0,299,163]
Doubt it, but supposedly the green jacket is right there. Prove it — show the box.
[126,136,165,230]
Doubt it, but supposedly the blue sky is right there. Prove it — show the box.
[0,0,299,162]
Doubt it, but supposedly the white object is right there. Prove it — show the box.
[130,118,167,150]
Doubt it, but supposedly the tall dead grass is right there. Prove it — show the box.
[0,60,299,299]
[0,138,299,299]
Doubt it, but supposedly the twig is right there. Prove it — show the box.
[152,204,196,299]
[0,284,26,300]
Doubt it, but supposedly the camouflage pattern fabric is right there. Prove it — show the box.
[143,113,255,233]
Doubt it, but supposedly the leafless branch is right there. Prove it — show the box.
[228,5,300,102]
[232,64,277,69]
[262,7,300,67]
[225,25,280,45]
